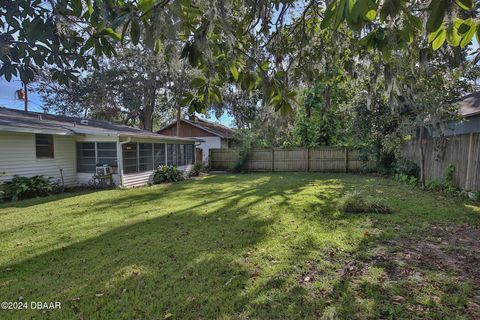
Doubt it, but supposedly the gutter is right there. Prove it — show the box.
[118,137,132,188]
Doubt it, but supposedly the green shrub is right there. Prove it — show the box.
[394,157,419,177]
[153,165,184,184]
[338,190,392,214]
[424,164,457,194]
[234,136,253,172]
[4,175,59,201]
[190,162,205,177]
[0,171,5,202]
[393,173,418,188]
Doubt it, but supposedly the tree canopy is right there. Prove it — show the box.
[2,0,479,114]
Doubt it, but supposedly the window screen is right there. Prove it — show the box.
[139,143,153,171]
[154,144,166,168]
[177,144,186,166]
[166,144,175,165]
[186,144,194,164]
[122,143,138,174]
[35,134,54,158]
[76,142,96,172]
[97,142,117,166]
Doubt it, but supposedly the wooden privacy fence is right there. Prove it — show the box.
[402,132,480,191]
[209,147,374,173]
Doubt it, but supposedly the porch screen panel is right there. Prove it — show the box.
[122,143,138,174]
[97,142,117,167]
[77,142,96,172]
[177,144,186,166]
[167,144,178,165]
[139,143,153,171]
[154,144,166,168]
[186,144,194,164]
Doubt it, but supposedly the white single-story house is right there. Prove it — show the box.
[0,107,200,188]
[157,117,236,163]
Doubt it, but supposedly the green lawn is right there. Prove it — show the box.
[0,173,479,319]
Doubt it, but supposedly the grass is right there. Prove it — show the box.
[0,173,479,319]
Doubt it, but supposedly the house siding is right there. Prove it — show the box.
[122,164,194,188]
[158,121,215,137]
[0,132,77,186]
[194,136,221,162]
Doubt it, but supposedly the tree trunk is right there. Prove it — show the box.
[419,127,426,188]
[177,103,182,137]
[140,80,156,132]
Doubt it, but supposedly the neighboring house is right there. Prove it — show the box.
[0,107,199,188]
[433,91,480,137]
[157,117,235,163]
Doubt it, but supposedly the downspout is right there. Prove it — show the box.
[118,137,132,187]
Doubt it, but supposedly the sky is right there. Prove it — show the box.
[0,77,235,127]
[1,37,478,128]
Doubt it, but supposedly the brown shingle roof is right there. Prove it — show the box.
[159,118,235,139]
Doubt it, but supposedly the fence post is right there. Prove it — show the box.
[272,148,275,172]
[307,148,310,172]
[465,133,474,190]
[345,147,349,173]
[209,149,212,170]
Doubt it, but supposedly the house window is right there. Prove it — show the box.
[154,144,166,168]
[77,142,96,172]
[139,143,153,171]
[77,142,118,173]
[186,144,194,164]
[97,142,117,166]
[122,143,138,174]
[177,144,186,166]
[121,142,194,174]
[166,144,175,165]
[35,134,54,158]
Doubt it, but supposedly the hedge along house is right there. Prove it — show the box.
[0,107,199,188]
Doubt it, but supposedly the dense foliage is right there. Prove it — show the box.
[153,165,184,184]
[3,175,59,201]
[2,0,479,114]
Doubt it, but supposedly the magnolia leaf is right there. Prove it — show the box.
[102,28,122,41]
[130,19,140,45]
[426,0,446,33]
[477,23,480,44]
[154,39,161,54]
[446,27,461,46]
[320,2,337,29]
[86,0,93,15]
[432,28,446,50]
[460,23,477,48]
[72,0,82,17]
[229,64,239,81]
[333,0,347,28]
[454,0,473,10]
[190,77,206,88]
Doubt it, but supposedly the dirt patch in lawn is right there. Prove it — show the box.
[366,224,480,318]
[401,225,480,285]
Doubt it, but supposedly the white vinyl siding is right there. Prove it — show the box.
[122,164,194,188]
[0,132,77,186]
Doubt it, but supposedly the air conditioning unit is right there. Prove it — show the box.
[96,165,112,176]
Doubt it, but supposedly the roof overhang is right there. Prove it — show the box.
[0,125,74,135]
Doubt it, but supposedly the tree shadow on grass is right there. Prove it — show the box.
[1,173,478,319]
[0,173,324,319]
